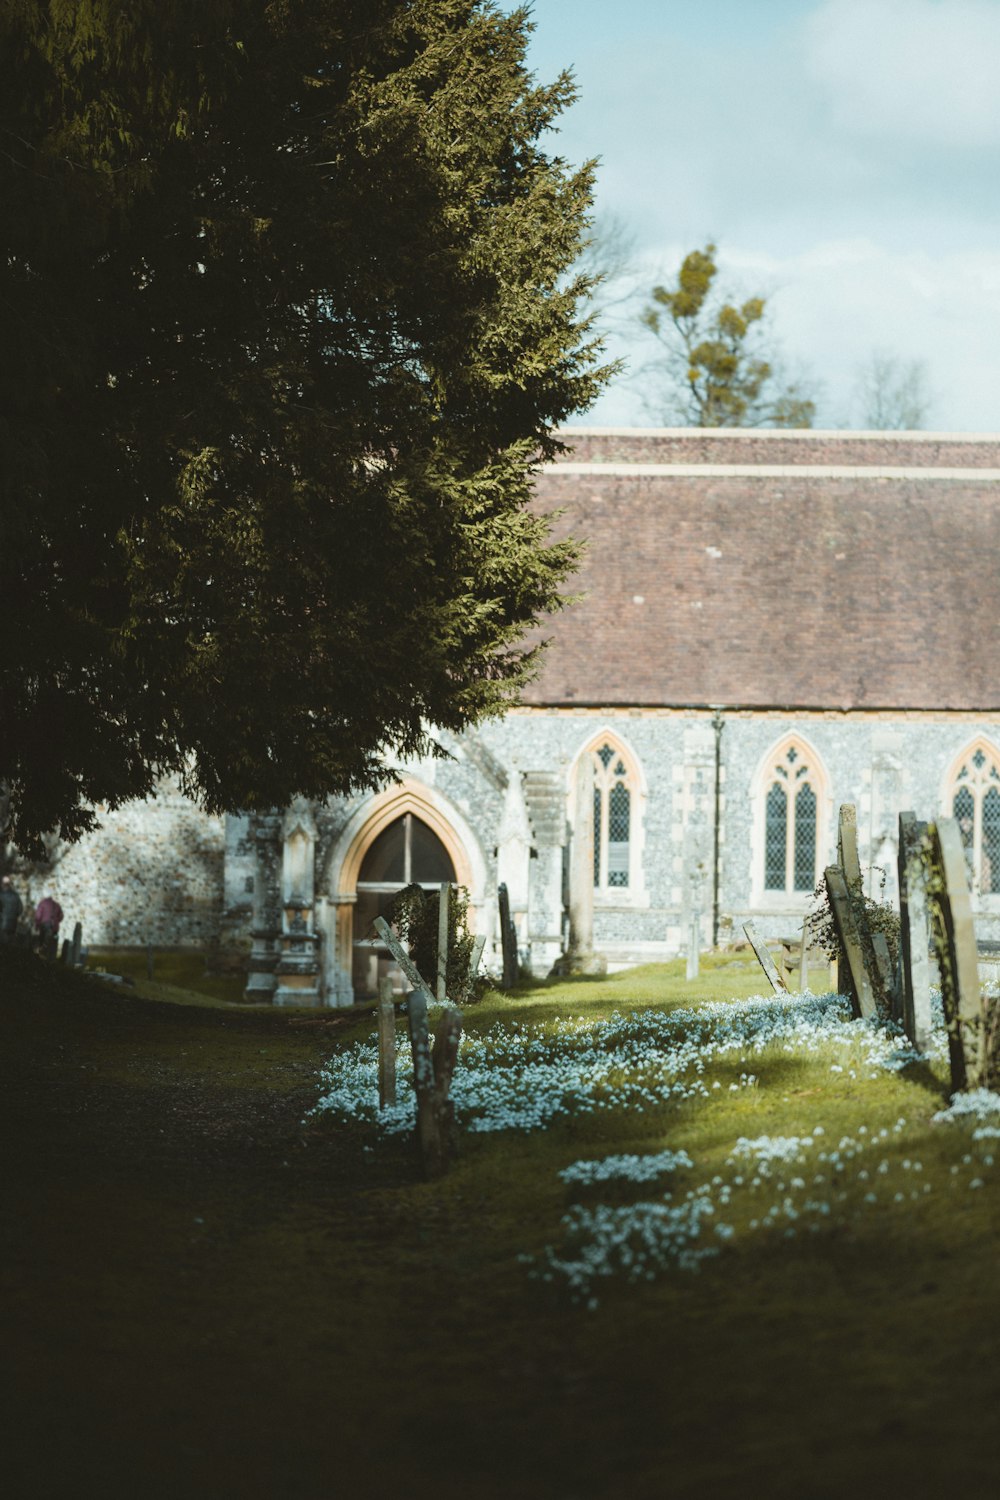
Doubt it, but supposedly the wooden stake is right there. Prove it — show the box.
[377,976,396,1110]
[436,881,449,1003]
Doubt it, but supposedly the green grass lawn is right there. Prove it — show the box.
[2,947,997,1500]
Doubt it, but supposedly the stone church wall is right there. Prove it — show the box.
[17,779,227,949]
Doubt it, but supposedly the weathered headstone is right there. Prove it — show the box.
[374,916,463,1177]
[60,938,71,965]
[467,932,486,988]
[377,976,396,1110]
[824,865,877,1020]
[742,920,788,996]
[498,882,518,990]
[70,921,82,968]
[897,812,932,1051]
[798,921,810,992]
[926,817,982,1091]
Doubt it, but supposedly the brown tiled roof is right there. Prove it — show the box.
[521,428,1000,711]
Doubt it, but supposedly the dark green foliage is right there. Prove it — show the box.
[389,881,489,1004]
[641,243,814,428]
[1,1,608,854]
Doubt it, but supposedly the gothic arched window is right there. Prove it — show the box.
[758,738,826,897]
[948,740,1000,895]
[589,738,640,894]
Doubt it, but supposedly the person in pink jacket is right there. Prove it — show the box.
[34,894,64,958]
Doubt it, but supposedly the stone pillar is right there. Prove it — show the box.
[496,769,531,971]
[273,799,321,1007]
[675,725,714,952]
[557,756,604,975]
[522,770,568,977]
[243,813,281,1002]
[867,731,903,901]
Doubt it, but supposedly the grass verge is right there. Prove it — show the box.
[2,948,997,1500]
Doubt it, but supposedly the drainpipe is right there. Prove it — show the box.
[711,710,725,948]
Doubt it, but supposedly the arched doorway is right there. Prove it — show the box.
[351,812,456,999]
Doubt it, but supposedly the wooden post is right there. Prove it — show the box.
[742,920,788,995]
[436,882,450,1002]
[898,812,932,1051]
[927,818,983,1092]
[824,865,877,1020]
[498,883,518,990]
[377,976,396,1110]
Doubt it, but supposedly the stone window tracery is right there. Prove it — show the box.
[757,737,825,898]
[589,738,640,894]
[948,740,1000,895]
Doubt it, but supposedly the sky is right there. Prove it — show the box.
[513,0,1000,430]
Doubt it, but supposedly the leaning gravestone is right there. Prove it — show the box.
[373,916,463,1177]
[925,817,983,1092]
[897,812,932,1051]
[742,920,788,996]
[823,865,877,1020]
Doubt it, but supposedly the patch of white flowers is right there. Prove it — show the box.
[558,1149,693,1186]
[309,986,994,1305]
[310,988,943,1136]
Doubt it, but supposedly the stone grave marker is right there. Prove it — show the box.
[498,882,518,990]
[742,920,788,996]
[823,865,877,1020]
[374,916,463,1177]
[897,812,932,1051]
[926,817,983,1092]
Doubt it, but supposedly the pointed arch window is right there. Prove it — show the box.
[759,739,825,896]
[590,739,640,893]
[949,741,1000,895]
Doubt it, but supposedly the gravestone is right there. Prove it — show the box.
[926,817,983,1091]
[374,916,463,1177]
[742,920,788,995]
[897,812,932,1051]
[824,865,877,1020]
[498,883,518,990]
[71,921,82,968]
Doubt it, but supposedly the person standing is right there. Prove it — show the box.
[0,876,23,944]
[34,893,64,959]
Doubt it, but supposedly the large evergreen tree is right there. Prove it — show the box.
[0,0,606,853]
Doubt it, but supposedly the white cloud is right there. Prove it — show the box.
[805,0,1000,148]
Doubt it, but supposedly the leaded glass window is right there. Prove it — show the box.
[760,740,823,896]
[590,738,638,893]
[949,742,1000,895]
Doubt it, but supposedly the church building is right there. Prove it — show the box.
[38,427,1000,1003]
